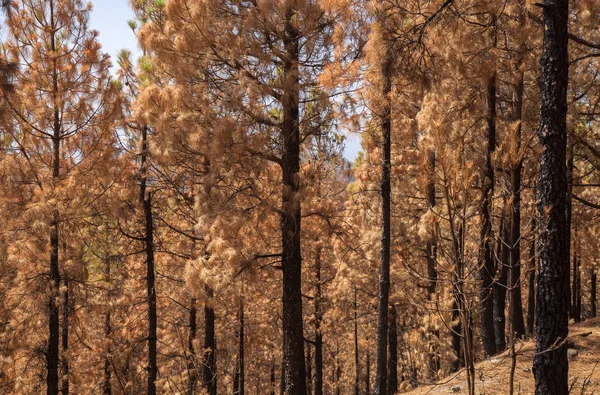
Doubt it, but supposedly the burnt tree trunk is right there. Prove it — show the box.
[527,216,537,337]
[375,22,394,395]
[306,343,312,395]
[387,306,398,395]
[572,252,581,323]
[203,286,217,395]
[366,345,371,394]
[533,0,570,393]
[233,295,245,395]
[314,249,323,395]
[270,359,276,395]
[103,258,112,395]
[479,14,498,357]
[188,298,197,395]
[493,209,510,352]
[508,0,527,343]
[281,4,306,395]
[450,224,465,373]
[426,151,438,300]
[47,2,61,392]
[139,125,158,395]
[61,278,69,395]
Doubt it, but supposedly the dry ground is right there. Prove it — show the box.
[404,317,600,394]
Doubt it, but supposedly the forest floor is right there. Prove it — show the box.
[404,317,600,394]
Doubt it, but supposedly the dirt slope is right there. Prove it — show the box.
[403,318,600,394]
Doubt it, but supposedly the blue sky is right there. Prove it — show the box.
[88,0,361,161]
[88,1,139,63]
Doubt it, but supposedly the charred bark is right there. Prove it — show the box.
[534,0,570,393]
[387,306,398,395]
[314,249,323,395]
[203,286,217,395]
[234,295,245,395]
[61,279,69,395]
[281,4,306,394]
[188,298,197,395]
[527,216,536,337]
[493,210,510,352]
[479,15,498,357]
[375,28,394,395]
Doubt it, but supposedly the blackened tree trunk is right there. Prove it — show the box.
[527,216,537,337]
[508,0,527,343]
[139,124,158,395]
[270,359,276,395]
[425,151,439,378]
[479,15,498,357]
[188,298,197,395]
[493,210,510,352]
[314,249,323,395]
[203,286,217,395]
[281,5,306,395]
[144,194,157,395]
[450,224,465,373]
[375,27,394,395]
[534,0,570,393]
[280,360,285,395]
[61,278,69,395]
[104,258,112,395]
[234,295,245,395]
[354,285,359,395]
[306,343,312,395]
[572,252,581,322]
[366,346,371,394]
[426,151,437,300]
[387,306,398,395]
[47,3,61,392]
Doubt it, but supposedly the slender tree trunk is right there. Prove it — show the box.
[306,343,312,395]
[479,14,498,357]
[188,298,197,395]
[508,0,527,343]
[493,209,510,352]
[375,23,393,395]
[234,295,245,395]
[566,139,574,320]
[281,4,306,394]
[354,285,360,395]
[450,224,465,373]
[314,249,323,395]
[103,258,112,395]
[139,124,158,395]
[534,0,570,392]
[387,306,398,395]
[366,345,371,395]
[426,151,437,300]
[591,270,597,318]
[280,360,285,395]
[573,252,581,322]
[61,278,69,395]
[527,215,537,337]
[203,286,217,395]
[270,359,276,395]
[144,193,157,395]
[47,2,61,392]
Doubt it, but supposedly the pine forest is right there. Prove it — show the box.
[0,0,598,394]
